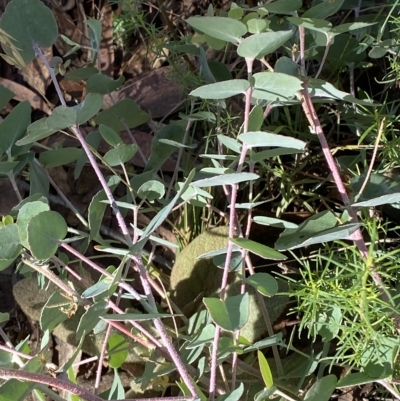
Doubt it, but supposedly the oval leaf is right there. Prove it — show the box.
[190,79,250,100]
[186,16,247,44]
[203,293,249,332]
[27,211,68,259]
[239,131,306,150]
[253,72,303,101]
[0,0,58,63]
[237,30,293,59]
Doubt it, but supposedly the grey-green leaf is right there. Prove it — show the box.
[0,0,58,63]
[103,144,138,166]
[0,224,21,271]
[87,74,125,94]
[0,101,31,155]
[75,93,103,124]
[27,211,68,259]
[253,72,303,101]
[47,106,77,130]
[239,131,306,150]
[190,79,250,100]
[237,30,293,59]
[39,147,83,169]
[302,0,344,19]
[186,16,247,44]
[230,237,287,260]
[203,293,249,332]
[191,172,259,187]
[96,99,149,132]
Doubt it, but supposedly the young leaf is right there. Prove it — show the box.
[99,124,123,147]
[138,180,165,202]
[17,200,50,249]
[203,293,249,332]
[190,79,250,100]
[237,30,293,59]
[103,144,137,166]
[107,334,128,369]
[258,350,273,388]
[186,16,247,44]
[27,211,68,259]
[0,0,58,63]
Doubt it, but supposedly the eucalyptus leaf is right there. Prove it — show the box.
[144,123,185,172]
[96,99,149,132]
[302,0,344,19]
[87,74,125,94]
[203,293,249,332]
[138,180,165,201]
[0,0,58,63]
[275,211,361,250]
[230,237,286,260]
[103,144,137,166]
[304,375,337,401]
[47,106,77,130]
[16,118,57,146]
[0,100,30,155]
[27,211,68,259]
[191,173,259,187]
[0,84,15,111]
[239,131,306,150]
[74,93,103,124]
[253,72,303,101]
[190,79,250,100]
[76,300,108,340]
[64,67,99,81]
[39,147,83,169]
[17,200,50,249]
[0,224,21,271]
[237,30,293,59]
[99,124,123,147]
[186,16,247,44]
